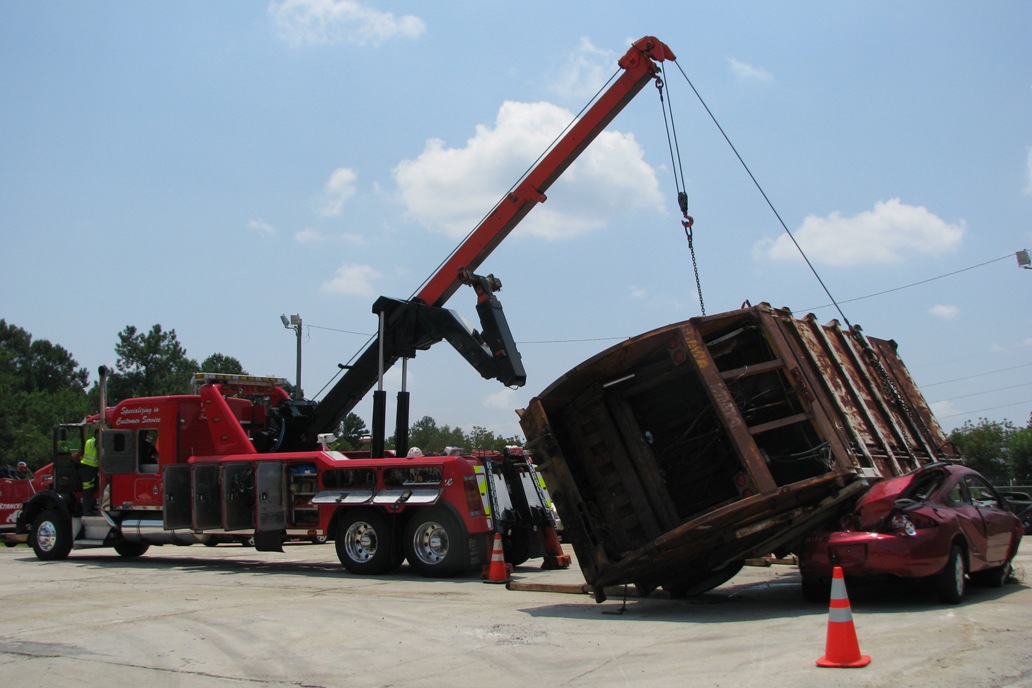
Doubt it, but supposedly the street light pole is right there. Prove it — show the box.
[280,313,303,398]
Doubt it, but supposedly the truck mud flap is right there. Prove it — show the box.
[253,530,285,552]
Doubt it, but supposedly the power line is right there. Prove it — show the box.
[801,253,1013,312]
[306,323,373,337]
[307,250,1019,349]
[520,336,628,345]
[939,400,1032,420]
[929,381,1032,403]
[922,361,1032,388]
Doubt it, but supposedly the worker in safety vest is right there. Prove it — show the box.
[80,428,99,513]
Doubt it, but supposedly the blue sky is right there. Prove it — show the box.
[2,1,1030,442]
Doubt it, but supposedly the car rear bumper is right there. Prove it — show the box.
[800,530,948,580]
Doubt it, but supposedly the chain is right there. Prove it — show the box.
[684,216,706,315]
[658,71,706,316]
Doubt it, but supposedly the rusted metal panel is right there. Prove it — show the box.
[520,303,955,600]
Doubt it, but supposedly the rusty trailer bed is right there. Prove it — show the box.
[519,303,956,601]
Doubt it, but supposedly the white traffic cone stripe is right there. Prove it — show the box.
[830,575,847,600]
[828,606,855,623]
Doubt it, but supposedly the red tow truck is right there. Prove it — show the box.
[0,462,50,546]
[29,372,561,575]
[15,36,677,575]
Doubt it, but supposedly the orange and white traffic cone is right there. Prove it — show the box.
[816,566,871,668]
[482,532,512,584]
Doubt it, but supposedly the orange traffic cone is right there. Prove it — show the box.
[483,533,511,584]
[816,566,871,668]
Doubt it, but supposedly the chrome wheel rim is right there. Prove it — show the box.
[36,520,57,552]
[411,521,449,565]
[344,521,378,562]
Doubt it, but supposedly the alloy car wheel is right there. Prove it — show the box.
[935,544,965,604]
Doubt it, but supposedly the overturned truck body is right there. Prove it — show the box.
[519,303,956,601]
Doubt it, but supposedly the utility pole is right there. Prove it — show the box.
[280,314,303,398]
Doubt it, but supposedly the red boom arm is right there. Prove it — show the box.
[416,36,675,308]
[302,36,675,445]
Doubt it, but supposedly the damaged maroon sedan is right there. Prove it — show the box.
[800,463,1022,604]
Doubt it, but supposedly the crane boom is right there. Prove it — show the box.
[417,36,675,308]
[300,36,676,448]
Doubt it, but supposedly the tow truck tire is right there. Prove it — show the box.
[114,541,150,558]
[336,508,396,575]
[30,509,72,561]
[503,528,530,567]
[403,506,465,577]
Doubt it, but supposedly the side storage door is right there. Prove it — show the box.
[163,464,192,529]
[192,464,222,530]
[254,462,286,552]
[223,462,255,531]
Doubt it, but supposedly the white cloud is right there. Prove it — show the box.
[248,218,276,236]
[484,388,518,411]
[393,100,664,241]
[294,228,325,243]
[990,338,1032,353]
[754,198,965,266]
[320,263,381,297]
[269,0,425,47]
[295,228,367,244]
[629,285,648,300]
[929,400,960,420]
[728,57,774,84]
[340,232,366,245]
[322,167,358,216]
[929,304,959,320]
[549,37,614,101]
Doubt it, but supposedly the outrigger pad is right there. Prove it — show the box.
[253,530,284,552]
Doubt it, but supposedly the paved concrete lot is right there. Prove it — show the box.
[1,542,1029,688]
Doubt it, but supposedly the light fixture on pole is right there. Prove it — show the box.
[280,313,302,398]
[1017,249,1031,270]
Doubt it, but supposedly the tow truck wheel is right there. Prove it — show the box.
[30,509,72,561]
[403,506,464,577]
[503,528,530,567]
[336,509,396,575]
[114,541,150,558]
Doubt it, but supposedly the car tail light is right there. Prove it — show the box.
[889,513,917,536]
[886,510,937,537]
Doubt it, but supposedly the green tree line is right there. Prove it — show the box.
[948,417,1032,485]
[9,318,1026,480]
[1,319,524,469]
[0,320,265,469]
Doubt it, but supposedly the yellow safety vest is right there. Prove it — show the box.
[82,437,99,468]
